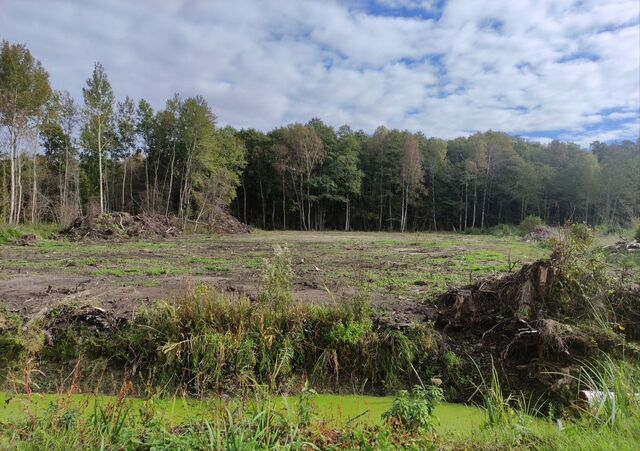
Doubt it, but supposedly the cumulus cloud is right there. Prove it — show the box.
[0,0,638,145]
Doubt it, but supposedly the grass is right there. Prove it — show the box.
[0,224,60,244]
[0,229,550,302]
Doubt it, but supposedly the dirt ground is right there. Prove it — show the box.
[0,231,547,324]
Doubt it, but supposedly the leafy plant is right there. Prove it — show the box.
[327,319,371,346]
[383,384,444,433]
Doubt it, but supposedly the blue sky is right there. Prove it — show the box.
[1,0,638,147]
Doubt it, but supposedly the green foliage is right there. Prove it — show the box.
[258,245,294,310]
[0,224,59,244]
[594,223,625,236]
[443,350,462,374]
[575,356,639,427]
[570,222,593,246]
[296,381,318,427]
[0,226,23,244]
[634,222,640,241]
[9,277,439,396]
[0,306,24,364]
[383,384,444,433]
[327,318,371,346]
[519,215,543,235]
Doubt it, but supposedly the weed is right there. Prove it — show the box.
[383,384,444,433]
[258,245,294,310]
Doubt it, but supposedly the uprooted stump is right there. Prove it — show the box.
[435,259,596,365]
[434,258,630,404]
[437,260,560,327]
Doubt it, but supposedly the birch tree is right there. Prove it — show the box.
[115,96,136,211]
[399,134,422,232]
[81,62,114,214]
[0,40,51,224]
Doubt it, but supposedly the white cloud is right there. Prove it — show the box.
[0,0,638,145]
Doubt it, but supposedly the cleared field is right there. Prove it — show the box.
[0,231,547,320]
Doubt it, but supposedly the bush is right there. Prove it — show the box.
[635,223,640,241]
[570,223,593,247]
[518,215,543,235]
[383,384,444,433]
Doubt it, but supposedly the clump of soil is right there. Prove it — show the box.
[212,209,252,234]
[62,212,180,241]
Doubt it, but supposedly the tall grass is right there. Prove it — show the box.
[574,355,639,427]
[80,284,439,396]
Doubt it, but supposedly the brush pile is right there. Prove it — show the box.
[61,212,180,241]
[211,209,253,234]
[525,225,557,241]
[608,239,640,252]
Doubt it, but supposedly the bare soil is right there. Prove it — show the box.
[0,231,547,325]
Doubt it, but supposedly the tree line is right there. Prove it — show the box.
[1,40,638,231]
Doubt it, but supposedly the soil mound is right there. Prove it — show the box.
[61,212,180,241]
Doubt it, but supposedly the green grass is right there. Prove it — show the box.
[0,224,60,244]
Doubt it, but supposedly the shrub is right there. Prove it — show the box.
[327,319,371,346]
[518,215,543,235]
[634,223,640,241]
[383,384,444,433]
[570,223,593,246]
[443,350,462,375]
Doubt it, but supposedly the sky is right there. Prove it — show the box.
[1,0,639,147]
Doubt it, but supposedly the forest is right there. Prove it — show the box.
[1,40,638,231]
